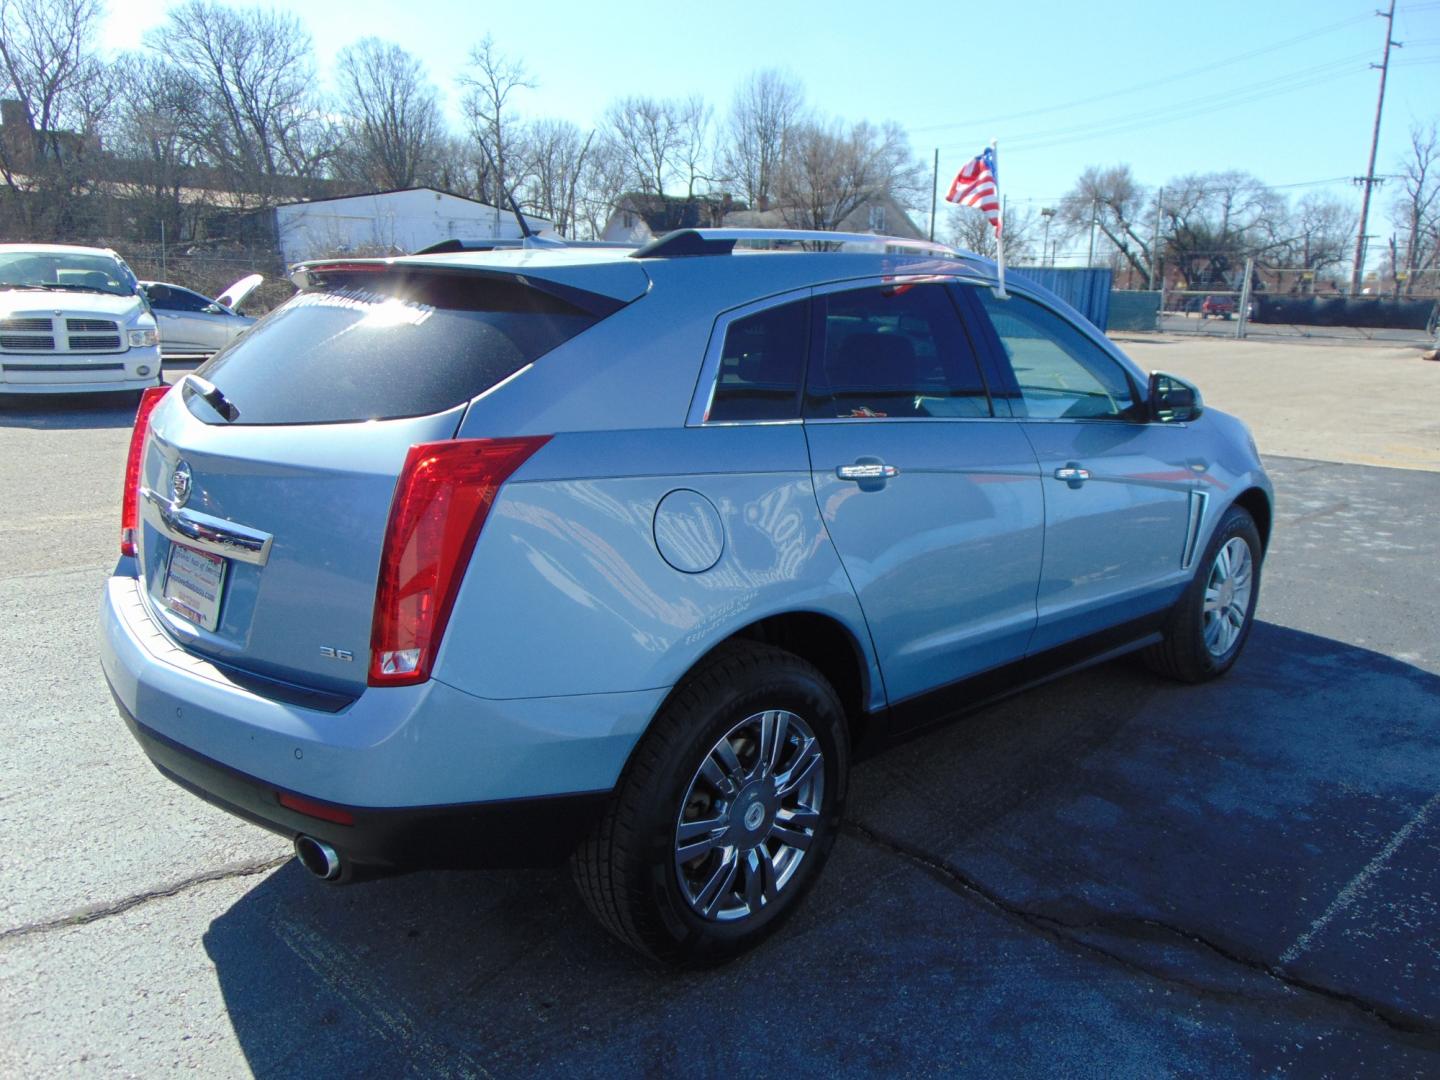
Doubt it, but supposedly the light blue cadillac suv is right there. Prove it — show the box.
[99,229,1271,963]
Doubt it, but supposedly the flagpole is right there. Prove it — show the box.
[993,139,1008,298]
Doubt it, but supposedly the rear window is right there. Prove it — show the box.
[706,299,808,422]
[197,272,600,424]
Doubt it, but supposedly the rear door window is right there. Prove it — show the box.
[706,298,808,422]
[197,271,601,424]
[805,283,991,419]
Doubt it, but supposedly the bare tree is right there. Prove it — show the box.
[1058,165,1156,279]
[105,54,202,240]
[721,68,804,209]
[458,34,532,207]
[521,118,593,237]
[673,95,714,199]
[432,134,479,198]
[1389,123,1439,297]
[0,0,111,234]
[774,119,922,231]
[155,0,334,207]
[1158,171,1284,286]
[603,95,685,196]
[1281,193,1355,280]
[334,38,443,191]
[574,135,628,239]
[947,202,1039,263]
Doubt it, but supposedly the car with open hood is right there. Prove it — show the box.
[140,274,264,358]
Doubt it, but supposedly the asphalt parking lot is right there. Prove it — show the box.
[1,344,1437,1077]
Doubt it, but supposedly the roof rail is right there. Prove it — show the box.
[410,236,638,256]
[631,228,962,259]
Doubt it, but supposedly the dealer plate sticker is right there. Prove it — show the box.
[162,544,227,631]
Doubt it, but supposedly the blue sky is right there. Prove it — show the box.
[106,0,1439,243]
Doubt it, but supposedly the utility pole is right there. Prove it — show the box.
[1350,0,1399,295]
[929,148,939,242]
[1148,186,1164,291]
[1040,207,1055,267]
[1087,199,1098,266]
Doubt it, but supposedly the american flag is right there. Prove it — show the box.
[946,147,1000,234]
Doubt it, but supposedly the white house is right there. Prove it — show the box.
[273,187,553,265]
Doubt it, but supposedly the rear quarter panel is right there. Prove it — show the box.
[431,424,884,706]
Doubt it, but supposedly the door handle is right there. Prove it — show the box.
[837,463,899,481]
[837,459,898,492]
[1054,464,1090,488]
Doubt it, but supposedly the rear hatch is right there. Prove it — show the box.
[136,260,633,695]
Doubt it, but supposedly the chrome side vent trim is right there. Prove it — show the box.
[1181,490,1210,569]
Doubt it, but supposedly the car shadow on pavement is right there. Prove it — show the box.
[0,391,140,430]
[202,621,1440,1077]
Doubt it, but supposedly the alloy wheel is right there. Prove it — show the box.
[1203,537,1254,657]
[673,709,825,922]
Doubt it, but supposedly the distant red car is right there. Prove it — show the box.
[1201,295,1235,320]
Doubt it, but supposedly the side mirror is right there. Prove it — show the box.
[1149,371,1204,423]
[203,303,225,315]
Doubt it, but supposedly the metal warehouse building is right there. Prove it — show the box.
[273,187,553,265]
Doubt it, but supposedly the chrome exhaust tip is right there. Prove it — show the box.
[294,835,342,881]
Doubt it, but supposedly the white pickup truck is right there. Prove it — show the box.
[0,243,163,399]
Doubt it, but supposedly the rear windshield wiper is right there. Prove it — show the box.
[181,373,241,422]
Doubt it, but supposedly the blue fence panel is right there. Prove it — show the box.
[1106,291,1161,331]
[1011,267,1113,330]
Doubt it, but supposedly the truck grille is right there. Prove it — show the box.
[69,335,123,350]
[0,316,126,353]
[0,334,55,350]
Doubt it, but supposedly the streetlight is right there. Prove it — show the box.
[1040,207,1055,267]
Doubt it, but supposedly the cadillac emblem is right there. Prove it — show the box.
[170,461,193,507]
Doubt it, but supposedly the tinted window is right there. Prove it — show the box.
[805,284,990,419]
[706,299,807,422]
[198,272,599,425]
[974,290,1137,420]
[146,284,209,312]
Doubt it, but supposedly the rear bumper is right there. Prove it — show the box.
[115,696,608,869]
[100,575,666,868]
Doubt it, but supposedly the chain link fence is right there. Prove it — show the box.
[1148,256,1438,341]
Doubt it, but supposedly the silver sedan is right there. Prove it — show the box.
[140,275,262,358]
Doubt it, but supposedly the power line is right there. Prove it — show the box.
[912,11,1374,136]
[1006,53,1371,147]
[937,53,1374,156]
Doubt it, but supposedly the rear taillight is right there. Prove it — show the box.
[369,436,549,686]
[120,386,172,557]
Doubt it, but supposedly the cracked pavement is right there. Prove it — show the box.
[1,386,1438,1077]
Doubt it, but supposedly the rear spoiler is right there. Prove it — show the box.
[289,258,648,319]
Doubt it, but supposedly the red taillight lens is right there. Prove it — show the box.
[369,436,549,686]
[120,386,172,557]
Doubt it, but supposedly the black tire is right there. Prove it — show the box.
[1143,505,1262,683]
[571,641,849,965]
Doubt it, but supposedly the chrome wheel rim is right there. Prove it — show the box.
[1203,537,1254,657]
[674,709,825,922]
